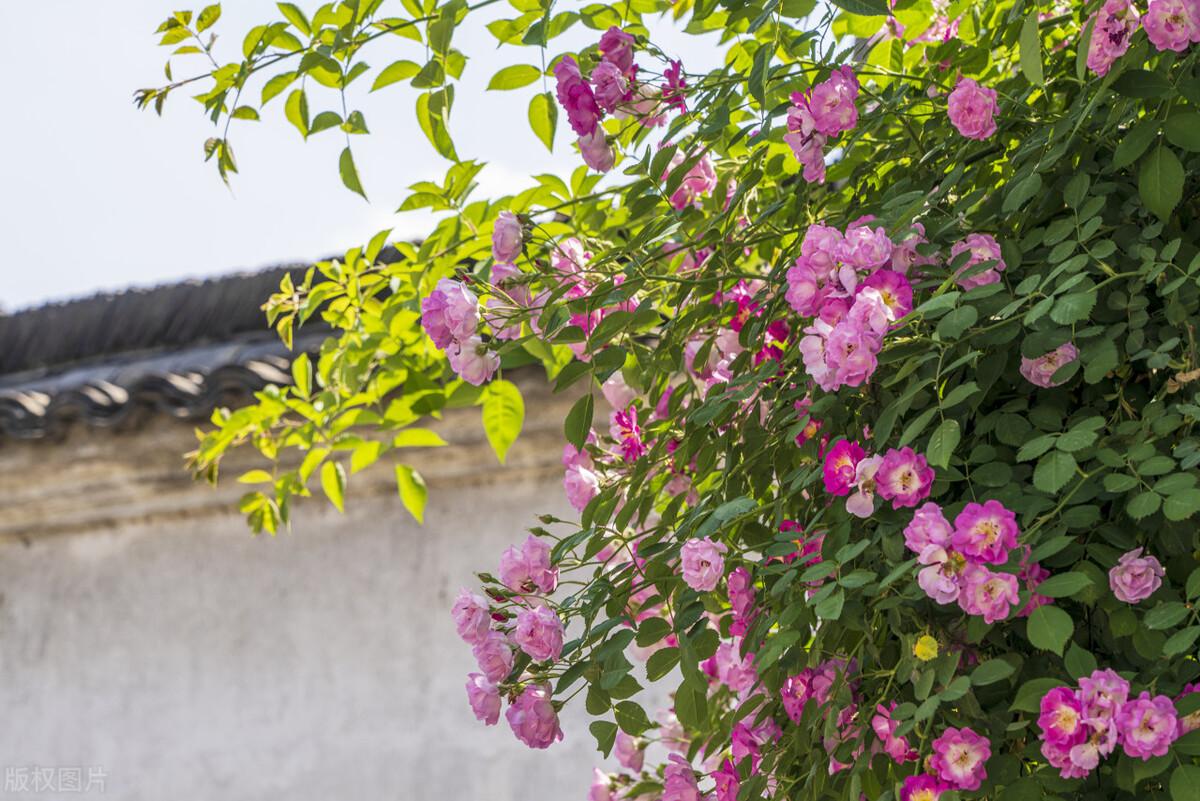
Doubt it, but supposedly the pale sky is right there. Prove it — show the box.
[1,2,723,311]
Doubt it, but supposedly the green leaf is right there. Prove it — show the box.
[1019,10,1044,86]
[971,658,1015,686]
[1170,765,1200,801]
[1139,145,1184,221]
[589,721,617,756]
[1145,602,1188,630]
[1034,451,1077,494]
[828,0,888,14]
[927,419,960,469]
[1035,571,1094,598]
[291,353,312,398]
[1011,677,1068,712]
[1050,292,1096,325]
[528,91,557,151]
[1004,172,1043,213]
[320,460,346,512]
[488,64,542,90]
[1165,111,1200,152]
[277,2,312,36]
[482,379,524,464]
[646,647,680,680]
[395,464,428,524]
[674,675,708,729]
[1113,117,1160,169]
[1027,604,1073,655]
[1163,489,1200,521]
[393,428,448,448]
[284,88,309,137]
[614,700,653,734]
[1112,69,1174,98]
[564,393,595,450]
[372,59,421,91]
[1127,491,1162,520]
[338,146,367,199]
[1163,626,1200,657]
[197,3,222,32]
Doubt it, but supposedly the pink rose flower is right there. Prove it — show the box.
[704,640,757,695]
[465,672,501,725]
[563,463,600,511]
[727,566,756,627]
[713,759,739,801]
[506,683,563,749]
[874,446,935,509]
[904,502,953,554]
[950,232,1005,290]
[513,603,564,662]
[930,726,990,791]
[662,60,688,113]
[946,76,998,140]
[614,731,645,772]
[823,439,866,496]
[1079,668,1130,724]
[421,278,479,349]
[840,219,892,269]
[1020,342,1079,388]
[451,588,491,645]
[900,774,949,801]
[446,335,499,385]
[491,211,522,264]
[1116,692,1178,759]
[957,563,1020,623]
[1038,687,1088,752]
[499,534,559,595]
[783,101,827,183]
[1109,547,1164,603]
[845,454,883,518]
[860,269,914,321]
[785,257,826,317]
[578,127,615,173]
[591,61,630,113]
[611,406,647,461]
[554,55,602,137]
[597,26,637,75]
[661,754,701,801]
[1087,0,1140,76]
[680,536,727,592]
[807,66,860,136]
[664,151,717,210]
[588,768,612,801]
[871,702,918,762]
[1143,0,1200,52]
[1016,545,1052,617]
[472,630,514,684]
[1176,683,1200,737]
[951,499,1019,565]
[917,547,964,605]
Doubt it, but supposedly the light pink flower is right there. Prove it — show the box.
[506,683,563,749]
[1143,0,1200,52]
[598,26,637,74]
[950,232,1005,290]
[579,128,615,173]
[421,278,479,348]
[661,754,701,801]
[1020,342,1079,388]
[554,55,602,136]
[492,211,522,264]
[930,726,990,791]
[1116,692,1178,759]
[840,219,892,269]
[807,66,860,136]
[499,534,559,595]
[614,731,645,772]
[958,563,1019,623]
[451,588,491,644]
[1087,0,1140,75]
[589,769,613,801]
[845,454,883,518]
[513,604,564,662]
[904,502,953,554]
[952,499,1019,565]
[786,257,826,317]
[917,547,964,605]
[1109,548,1164,603]
[465,673,501,725]
[947,77,998,140]
[446,336,499,385]
[472,630,514,684]
[871,702,918,761]
[783,102,827,183]
[564,463,600,511]
[727,566,756,627]
[664,151,717,210]
[591,61,630,113]
[680,536,727,592]
[1079,668,1130,724]
[875,447,935,509]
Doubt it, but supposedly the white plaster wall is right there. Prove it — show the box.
[0,381,650,801]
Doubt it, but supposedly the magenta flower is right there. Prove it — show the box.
[597,26,637,75]
[957,563,1019,623]
[950,232,1005,290]
[899,774,949,801]
[1116,691,1178,759]
[554,55,602,136]
[786,257,827,317]
[661,754,702,801]
[465,673,501,725]
[1020,342,1079,388]
[506,683,563,749]
[446,335,499,386]
[1016,546,1052,617]
[1143,0,1200,52]
[875,446,935,509]
[946,76,998,140]
[498,534,559,595]
[713,759,739,801]
[662,60,688,113]
[904,502,953,554]
[1109,547,1164,603]
[951,499,1019,565]
[1038,687,1088,751]
[930,726,990,791]
[727,566,756,633]
[823,439,866,496]
[1087,0,1140,76]
[451,588,492,645]
[860,269,914,322]
[512,603,564,662]
[471,629,514,684]
[612,405,647,461]
[491,211,522,264]
[680,536,727,592]
[420,278,480,349]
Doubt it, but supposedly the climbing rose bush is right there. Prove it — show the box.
[146,0,1200,798]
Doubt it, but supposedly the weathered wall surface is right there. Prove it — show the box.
[0,377,622,801]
